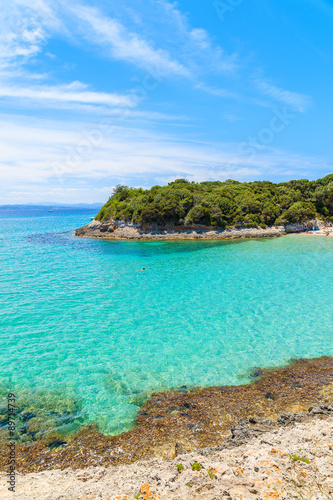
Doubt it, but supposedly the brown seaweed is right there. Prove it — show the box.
[1,356,332,474]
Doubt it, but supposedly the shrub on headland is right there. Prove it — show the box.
[95,175,333,227]
[275,201,317,225]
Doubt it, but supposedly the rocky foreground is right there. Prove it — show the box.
[1,358,333,478]
[1,408,332,500]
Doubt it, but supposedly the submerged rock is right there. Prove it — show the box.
[48,439,67,450]
[1,356,333,474]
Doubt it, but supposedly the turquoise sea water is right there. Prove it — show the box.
[1,208,332,438]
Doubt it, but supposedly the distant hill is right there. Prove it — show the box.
[95,175,333,229]
[0,203,102,209]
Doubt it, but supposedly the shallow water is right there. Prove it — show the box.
[0,207,332,438]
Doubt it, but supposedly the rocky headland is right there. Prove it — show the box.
[75,219,327,241]
[76,175,333,240]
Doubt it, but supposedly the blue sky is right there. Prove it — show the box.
[1,0,332,204]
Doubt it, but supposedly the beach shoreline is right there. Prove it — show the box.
[296,230,333,237]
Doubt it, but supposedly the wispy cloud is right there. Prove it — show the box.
[0,81,136,107]
[255,79,311,112]
[223,114,240,123]
[0,0,324,206]
[70,5,190,78]
[0,0,61,69]
[0,114,330,204]
[62,1,237,81]
[157,0,238,73]
[195,83,239,100]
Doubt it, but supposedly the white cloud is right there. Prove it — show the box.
[0,0,61,68]
[71,5,190,78]
[223,114,240,123]
[0,81,136,107]
[157,0,237,73]
[0,0,235,82]
[195,83,239,100]
[256,80,311,112]
[0,115,330,204]
[16,98,184,120]
[0,22,46,64]
[0,0,324,207]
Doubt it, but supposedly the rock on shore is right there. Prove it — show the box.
[2,408,332,500]
[75,219,287,240]
[75,218,329,241]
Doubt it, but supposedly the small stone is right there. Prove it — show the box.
[277,413,296,425]
[309,406,329,415]
[175,442,186,456]
[22,412,36,422]
[265,392,278,401]
[48,439,67,450]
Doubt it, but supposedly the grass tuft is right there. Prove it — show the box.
[290,454,310,464]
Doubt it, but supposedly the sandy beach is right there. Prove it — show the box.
[297,229,333,237]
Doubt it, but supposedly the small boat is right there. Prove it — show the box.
[48,209,54,212]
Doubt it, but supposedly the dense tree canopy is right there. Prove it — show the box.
[96,175,333,228]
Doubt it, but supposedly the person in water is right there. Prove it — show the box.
[137,268,145,271]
